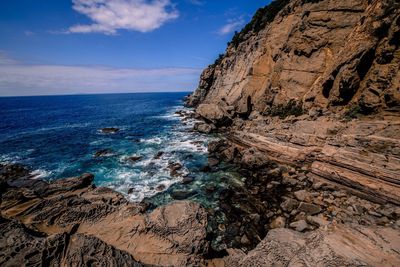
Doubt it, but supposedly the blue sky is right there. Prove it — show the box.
[0,0,269,96]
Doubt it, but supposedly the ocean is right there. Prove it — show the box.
[0,92,242,207]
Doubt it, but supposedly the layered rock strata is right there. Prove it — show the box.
[187,0,400,209]
[187,0,400,265]
[0,164,208,266]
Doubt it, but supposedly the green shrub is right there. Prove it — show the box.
[270,100,304,119]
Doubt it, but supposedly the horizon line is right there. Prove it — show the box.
[0,90,193,98]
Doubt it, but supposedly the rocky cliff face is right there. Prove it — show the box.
[188,0,399,115]
[188,0,400,206]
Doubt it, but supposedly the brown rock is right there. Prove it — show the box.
[224,225,400,266]
[196,104,231,126]
[270,216,286,229]
[281,198,299,212]
[294,190,312,202]
[0,164,208,266]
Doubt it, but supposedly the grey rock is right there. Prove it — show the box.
[307,216,329,227]
[289,220,308,232]
[298,202,322,215]
[281,198,299,212]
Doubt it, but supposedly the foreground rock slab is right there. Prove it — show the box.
[223,224,400,266]
[0,165,208,266]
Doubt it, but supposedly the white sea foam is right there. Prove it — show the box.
[140,137,163,145]
[30,169,52,179]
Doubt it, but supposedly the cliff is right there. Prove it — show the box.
[187,0,400,265]
[188,0,400,205]
[188,0,399,114]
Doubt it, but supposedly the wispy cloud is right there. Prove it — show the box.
[0,51,18,65]
[24,31,35,37]
[0,53,200,96]
[68,0,179,35]
[218,17,245,35]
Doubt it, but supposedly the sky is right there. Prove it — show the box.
[0,0,270,96]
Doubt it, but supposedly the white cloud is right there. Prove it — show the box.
[0,51,18,65]
[68,0,179,34]
[0,54,200,96]
[218,17,245,35]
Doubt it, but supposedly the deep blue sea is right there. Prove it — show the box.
[0,92,239,204]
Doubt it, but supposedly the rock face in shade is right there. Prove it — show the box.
[0,165,208,267]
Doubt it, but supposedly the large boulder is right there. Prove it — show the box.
[196,104,232,126]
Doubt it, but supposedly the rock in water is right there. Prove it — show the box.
[94,149,114,157]
[170,189,197,200]
[127,155,142,162]
[100,127,119,134]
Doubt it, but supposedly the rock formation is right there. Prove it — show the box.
[187,0,400,265]
[0,164,208,266]
[187,0,400,211]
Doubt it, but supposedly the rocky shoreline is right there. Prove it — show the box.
[1,108,400,266]
[1,0,400,265]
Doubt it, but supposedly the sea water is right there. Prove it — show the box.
[0,92,242,207]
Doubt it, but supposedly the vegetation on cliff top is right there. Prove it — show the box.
[209,0,291,68]
[228,0,291,48]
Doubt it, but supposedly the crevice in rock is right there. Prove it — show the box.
[357,48,376,81]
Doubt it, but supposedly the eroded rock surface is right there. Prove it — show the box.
[223,224,400,266]
[0,165,208,266]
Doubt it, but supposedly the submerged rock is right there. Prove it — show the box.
[170,189,197,200]
[182,176,194,185]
